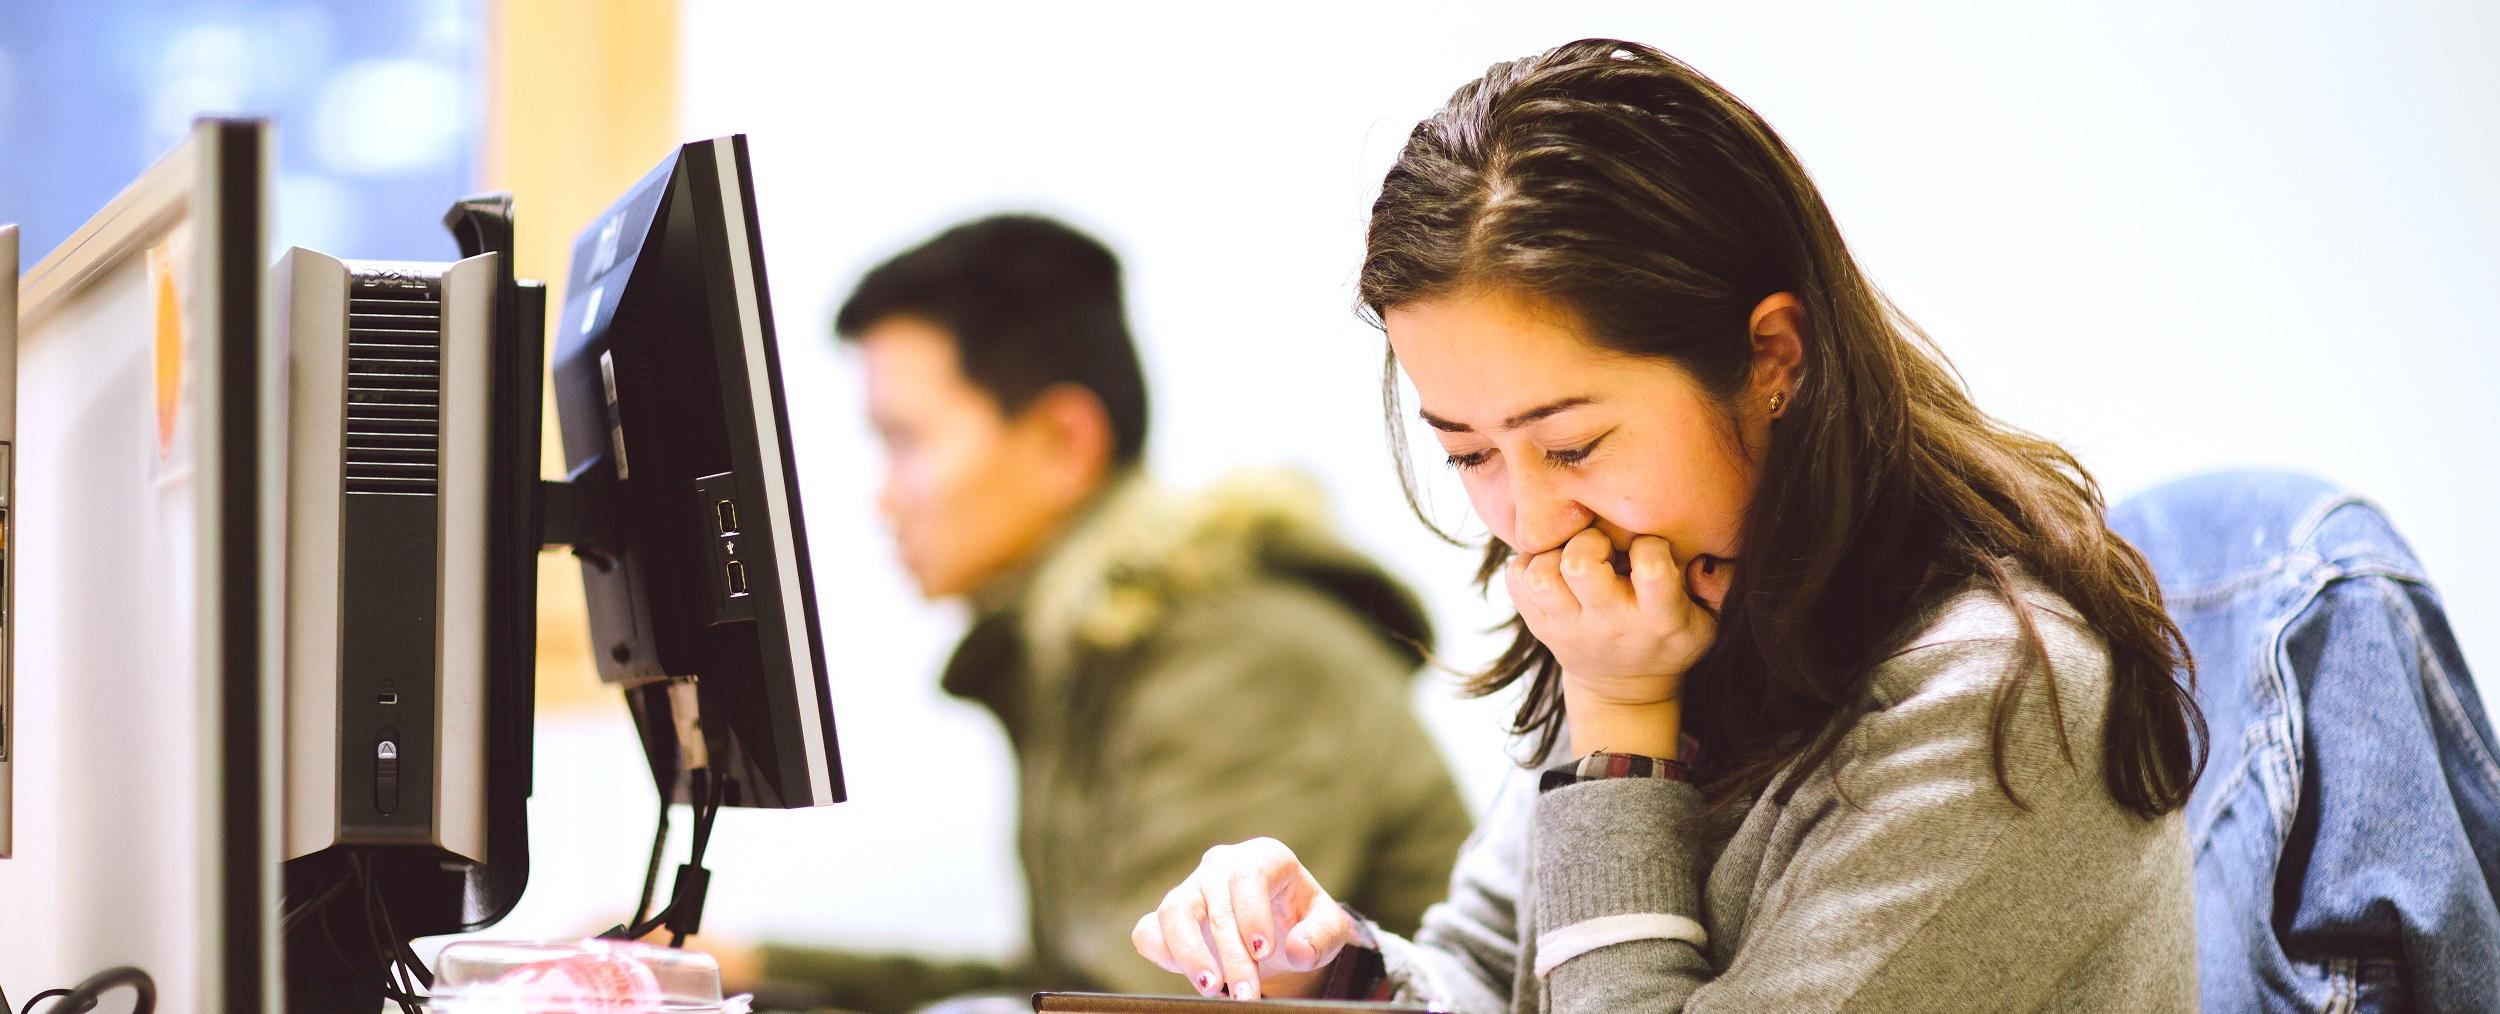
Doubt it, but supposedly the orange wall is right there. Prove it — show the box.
[481,0,679,713]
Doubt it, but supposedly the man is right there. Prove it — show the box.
[753,215,1472,1012]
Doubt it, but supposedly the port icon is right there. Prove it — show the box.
[724,559,750,597]
[714,498,740,535]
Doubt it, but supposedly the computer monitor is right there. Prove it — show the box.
[550,134,845,813]
[1,222,16,862]
[0,117,279,1013]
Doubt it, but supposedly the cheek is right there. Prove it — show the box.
[1596,447,1752,549]
[1544,452,1696,547]
[884,451,940,519]
[1458,472,1517,547]
[896,436,993,526]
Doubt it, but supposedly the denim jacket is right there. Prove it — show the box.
[2110,471,2500,1012]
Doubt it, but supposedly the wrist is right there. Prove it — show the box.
[1306,914,1391,1002]
[1562,690,1680,759]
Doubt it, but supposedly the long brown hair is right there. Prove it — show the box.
[1361,39,2205,819]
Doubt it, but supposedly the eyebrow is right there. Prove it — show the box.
[1419,396,1597,434]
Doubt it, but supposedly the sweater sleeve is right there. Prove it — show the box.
[1368,764,1539,1013]
[1530,624,2186,1013]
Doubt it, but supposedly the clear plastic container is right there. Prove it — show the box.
[427,939,753,1013]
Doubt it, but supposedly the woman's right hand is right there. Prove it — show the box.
[1131,837,1360,1001]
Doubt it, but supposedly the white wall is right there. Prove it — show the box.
[479,0,2500,966]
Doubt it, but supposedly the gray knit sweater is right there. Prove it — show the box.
[1371,572,2198,1012]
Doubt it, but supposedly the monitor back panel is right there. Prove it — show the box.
[0,120,277,1012]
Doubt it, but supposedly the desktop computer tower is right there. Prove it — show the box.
[275,249,494,863]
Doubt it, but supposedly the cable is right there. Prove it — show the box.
[18,989,73,1014]
[20,989,75,1014]
[604,771,694,941]
[605,766,726,945]
[669,765,729,947]
[353,855,427,1014]
[355,883,419,1014]
[629,797,673,931]
[45,966,152,1014]
[316,862,428,1010]
[368,862,434,990]
[13,985,86,1014]
[280,871,355,935]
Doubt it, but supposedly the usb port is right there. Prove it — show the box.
[724,559,749,597]
[714,499,740,534]
[378,692,398,706]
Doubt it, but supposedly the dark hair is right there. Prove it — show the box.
[837,214,1150,466]
[1361,40,2206,819]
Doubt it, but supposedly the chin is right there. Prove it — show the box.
[911,573,962,600]
[895,558,954,600]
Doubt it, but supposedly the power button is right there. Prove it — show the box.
[376,736,400,815]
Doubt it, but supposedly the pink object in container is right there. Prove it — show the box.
[428,939,753,1013]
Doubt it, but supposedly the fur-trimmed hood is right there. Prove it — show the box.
[943,469,1434,699]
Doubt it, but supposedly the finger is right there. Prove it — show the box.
[1626,535,1688,623]
[1278,894,1357,973]
[1559,528,1632,612]
[1525,547,1578,617]
[1133,911,1182,973]
[1228,862,1280,972]
[1503,553,1548,630]
[1157,885,1223,996]
[1198,873,1263,999]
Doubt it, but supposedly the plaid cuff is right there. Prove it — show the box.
[1314,906,1394,1001]
[1539,735,1702,793]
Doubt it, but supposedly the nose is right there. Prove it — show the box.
[1506,466,1594,555]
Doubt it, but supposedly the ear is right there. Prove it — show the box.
[1747,292,1806,416]
[1016,383,1116,499]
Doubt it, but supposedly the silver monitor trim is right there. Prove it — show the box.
[709,137,834,806]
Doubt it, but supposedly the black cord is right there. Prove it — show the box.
[691,767,717,858]
[362,856,435,991]
[316,864,429,1008]
[20,990,73,1014]
[18,988,74,1014]
[380,895,435,992]
[280,871,354,934]
[46,967,151,1014]
[605,772,689,941]
[688,764,722,867]
[356,883,418,1014]
[629,797,672,931]
[668,766,728,947]
[608,766,727,944]
[354,856,426,1014]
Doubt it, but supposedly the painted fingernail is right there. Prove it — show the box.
[1234,982,1257,1000]
[1251,935,1269,959]
[1194,971,1214,994]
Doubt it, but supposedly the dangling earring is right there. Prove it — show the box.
[1768,390,1788,417]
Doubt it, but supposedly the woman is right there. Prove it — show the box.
[1131,39,2208,1012]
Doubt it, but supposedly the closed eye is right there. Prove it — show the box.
[1543,430,1612,469]
[1445,449,1493,472]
